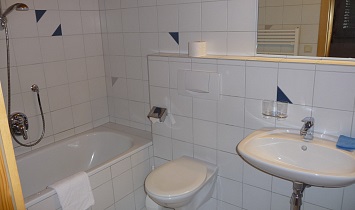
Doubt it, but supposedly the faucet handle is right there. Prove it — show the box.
[301,117,314,123]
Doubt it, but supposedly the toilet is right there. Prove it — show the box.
[144,156,218,210]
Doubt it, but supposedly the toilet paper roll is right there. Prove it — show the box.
[188,41,207,57]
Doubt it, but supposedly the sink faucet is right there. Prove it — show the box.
[300,117,314,140]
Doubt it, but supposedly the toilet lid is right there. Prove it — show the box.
[145,158,207,197]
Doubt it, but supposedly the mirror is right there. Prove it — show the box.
[257,0,335,57]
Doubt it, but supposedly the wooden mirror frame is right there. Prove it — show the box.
[317,0,335,57]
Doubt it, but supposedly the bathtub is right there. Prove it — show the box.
[16,123,152,209]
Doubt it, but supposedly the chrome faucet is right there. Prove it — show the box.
[10,112,29,140]
[300,117,314,140]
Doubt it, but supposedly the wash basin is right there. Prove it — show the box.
[237,128,355,187]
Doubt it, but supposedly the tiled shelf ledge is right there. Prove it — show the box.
[148,53,355,67]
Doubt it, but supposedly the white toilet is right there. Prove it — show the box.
[145,156,218,210]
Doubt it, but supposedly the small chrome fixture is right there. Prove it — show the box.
[300,117,314,140]
[147,106,167,123]
[10,112,29,140]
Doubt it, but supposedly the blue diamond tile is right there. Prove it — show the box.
[277,86,292,104]
[52,24,62,36]
[35,10,46,22]
[169,32,179,45]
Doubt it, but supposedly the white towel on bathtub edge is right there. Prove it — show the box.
[49,171,95,210]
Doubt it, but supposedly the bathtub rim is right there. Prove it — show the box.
[21,123,152,208]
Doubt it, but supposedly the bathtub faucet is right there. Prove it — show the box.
[10,112,29,140]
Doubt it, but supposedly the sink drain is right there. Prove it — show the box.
[301,145,307,151]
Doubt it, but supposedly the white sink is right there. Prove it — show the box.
[237,128,355,187]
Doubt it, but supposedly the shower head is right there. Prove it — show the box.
[1,3,29,18]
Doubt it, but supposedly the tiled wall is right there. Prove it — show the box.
[0,0,108,155]
[148,54,355,210]
[99,0,258,132]
[258,0,321,56]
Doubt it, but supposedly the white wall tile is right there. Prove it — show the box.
[122,8,140,32]
[271,193,290,210]
[227,32,256,56]
[81,11,101,34]
[313,71,355,111]
[243,162,272,190]
[178,3,201,32]
[304,186,343,210]
[60,11,83,35]
[278,69,315,106]
[92,181,115,210]
[8,10,38,38]
[218,64,245,97]
[47,85,71,111]
[112,169,134,201]
[217,151,243,182]
[72,102,92,126]
[157,5,178,32]
[172,139,193,159]
[63,35,86,59]
[201,1,227,31]
[139,6,158,32]
[13,38,42,66]
[193,98,217,122]
[89,168,111,189]
[51,107,74,134]
[91,97,109,120]
[123,33,141,56]
[342,184,355,210]
[158,32,179,53]
[58,0,81,10]
[243,184,271,210]
[218,177,243,207]
[148,60,169,87]
[172,115,193,143]
[86,56,105,79]
[153,134,172,160]
[140,33,160,57]
[80,0,99,10]
[106,10,123,33]
[125,56,143,80]
[132,159,150,190]
[114,193,135,210]
[121,0,138,8]
[218,96,245,127]
[84,34,103,56]
[193,119,217,149]
[202,32,228,55]
[170,89,192,117]
[193,144,216,164]
[39,37,65,62]
[312,107,353,136]
[108,33,125,55]
[43,61,68,88]
[228,0,257,31]
[67,58,88,83]
[217,124,244,154]
[246,66,278,100]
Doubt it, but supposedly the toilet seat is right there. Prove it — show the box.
[145,157,207,198]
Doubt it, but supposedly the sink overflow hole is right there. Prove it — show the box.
[301,145,307,151]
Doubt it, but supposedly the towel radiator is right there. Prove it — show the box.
[257,27,300,56]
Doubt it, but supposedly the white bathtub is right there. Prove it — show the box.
[16,123,152,208]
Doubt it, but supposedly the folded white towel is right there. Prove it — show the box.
[49,172,95,210]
